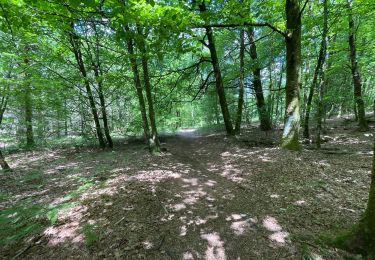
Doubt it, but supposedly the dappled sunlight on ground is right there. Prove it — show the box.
[201,232,226,260]
[262,216,289,246]
[1,118,373,259]
[44,205,88,245]
[226,213,256,235]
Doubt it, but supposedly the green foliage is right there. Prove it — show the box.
[0,200,45,244]
[82,224,99,245]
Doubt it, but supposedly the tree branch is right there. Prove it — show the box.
[194,22,287,38]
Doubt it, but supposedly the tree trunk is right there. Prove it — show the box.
[234,29,245,134]
[0,103,11,172]
[303,0,328,139]
[199,3,234,135]
[137,26,161,153]
[316,70,326,149]
[347,0,368,131]
[24,84,35,148]
[93,66,113,148]
[281,0,302,150]
[0,149,11,172]
[363,138,375,257]
[274,62,284,126]
[69,30,106,149]
[268,66,274,126]
[124,25,151,145]
[90,23,113,148]
[247,27,271,131]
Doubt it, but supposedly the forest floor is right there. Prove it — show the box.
[0,117,374,259]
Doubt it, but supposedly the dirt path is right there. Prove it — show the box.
[1,120,373,259]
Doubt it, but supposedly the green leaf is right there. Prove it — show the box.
[46,209,58,225]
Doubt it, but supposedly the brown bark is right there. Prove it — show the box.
[347,0,368,131]
[23,57,35,148]
[234,29,245,134]
[363,139,375,257]
[137,26,161,153]
[69,29,106,149]
[90,23,113,148]
[247,27,271,131]
[303,0,328,139]
[93,65,113,148]
[0,102,11,171]
[281,0,302,150]
[0,149,11,171]
[124,25,151,144]
[199,2,234,135]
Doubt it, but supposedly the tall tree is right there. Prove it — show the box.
[68,26,106,149]
[281,0,302,150]
[136,26,161,153]
[247,27,272,131]
[89,23,113,148]
[0,96,11,171]
[234,29,245,134]
[303,0,329,139]
[24,82,35,147]
[124,25,152,150]
[198,2,234,135]
[347,0,368,131]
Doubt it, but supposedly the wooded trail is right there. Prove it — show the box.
[2,120,371,259]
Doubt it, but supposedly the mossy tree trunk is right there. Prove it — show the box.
[281,0,302,150]
[124,25,151,147]
[137,26,161,154]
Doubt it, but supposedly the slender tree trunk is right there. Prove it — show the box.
[303,0,328,139]
[199,3,234,135]
[353,100,358,121]
[347,0,368,131]
[281,0,302,150]
[0,149,11,172]
[93,66,113,148]
[69,31,106,149]
[268,66,274,126]
[90,23,113,148]
[247,27,271,131]
[274,62,284,126]
[24,84,35,147]
[137,27,161,153]
[64,100,68,136]
[0,103,11,172]
[234,30,245,134]
[124,25,151,145]
[316,70,326,149]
